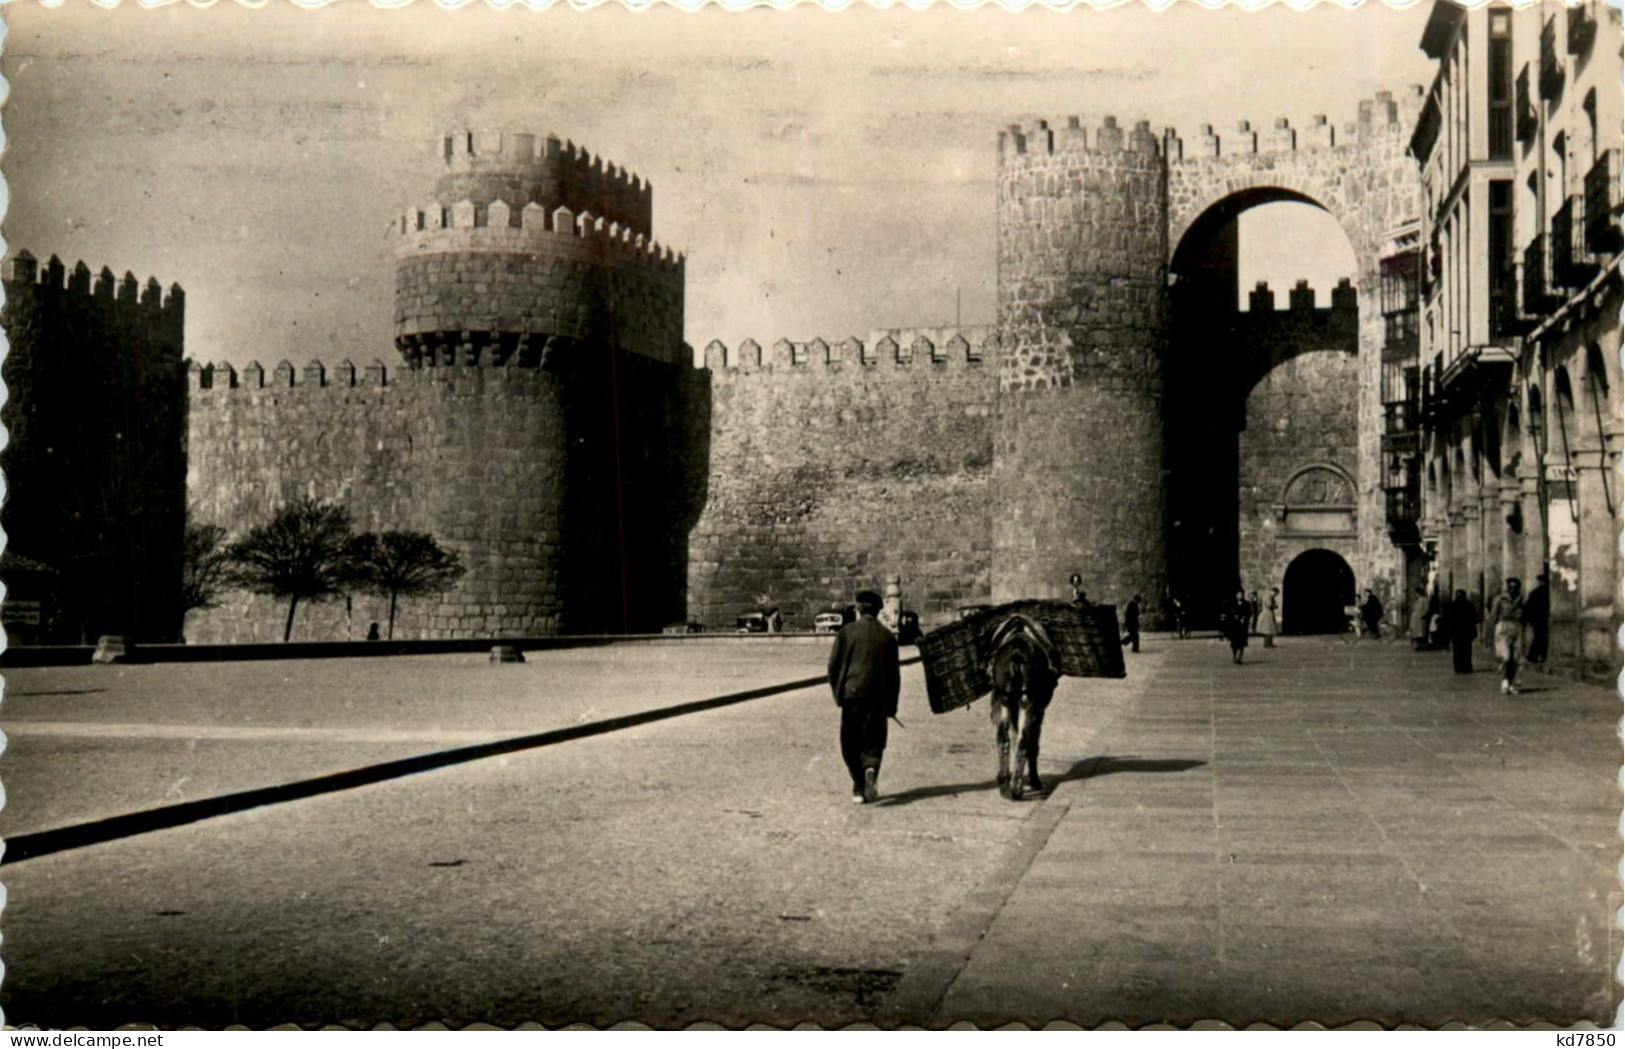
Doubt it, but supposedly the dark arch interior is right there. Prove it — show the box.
[1282,549,1356,635]
[1165,188,1350,625]
[1170,187,1324,280]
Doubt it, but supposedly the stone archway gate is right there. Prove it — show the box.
[1164,88,1426,594]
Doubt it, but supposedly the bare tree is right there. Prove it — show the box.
[226,499,357,642]
[347,530,466,640]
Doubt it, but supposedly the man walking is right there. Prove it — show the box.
[1447,588,1478,673]
[1122,593,1142,653]
[1523,573,1550,665]
[1357,588,1385,641]
[828,590,901,804]
[1487,577,1527,694]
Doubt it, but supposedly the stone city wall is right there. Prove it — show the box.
[1236,350,1362,602]
[686,328,996,630]
[1,253,189,643]
[185,355,698,643]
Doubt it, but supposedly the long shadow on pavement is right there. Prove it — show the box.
[1,668,851,866]
[874,778,1001,807]
[877,756,1208,809]
[1070,755,1208,779]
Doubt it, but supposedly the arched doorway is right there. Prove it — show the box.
[1281,549,1355,634]
[1165,190,1359,620]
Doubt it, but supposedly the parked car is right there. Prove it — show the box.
[736,612,770,633]
[814,605,921,642]
[814,605,855,633]
[957,604,993,621]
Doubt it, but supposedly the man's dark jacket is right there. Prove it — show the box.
[828,615,901,717]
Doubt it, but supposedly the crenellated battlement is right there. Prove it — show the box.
[432,129,653,238]
[1165,87,1427,163]
[998,115,1163,161]
[7,250,185,322]
[393,198,684,276]
[395,129,686,368]
[187,357,393,391]
[698,326,997,374]
[1241,277,1359,315]
[999,88,1428,170]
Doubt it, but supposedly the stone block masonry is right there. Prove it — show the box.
[180,130,698,643]
[1166,88,1427,600]
[185,354,699,643]
[992,118,1169,615]
[2,253,188,643]
[1236,350,1361,597]
[169,90,1430,644]
[687,330,995,630]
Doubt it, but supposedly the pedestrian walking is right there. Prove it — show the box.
[766,607,783,634]
[1172,595,1188,640]
[1221,590,1251,664]
[1122,593,1141,653]
[1260,587,1279,648]
[1446,589,1478,674]
[1523,573,1550,665]
[1408,586,1431,650]
[1069,572,1088,608]
[827,590,901,804]
[1357,588,1385,641]
[1248,590,1261,633]
[1487,577,1527,695]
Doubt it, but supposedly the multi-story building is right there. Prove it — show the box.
[1410,0,1621,678]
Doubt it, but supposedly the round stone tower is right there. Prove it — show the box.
[390,130,692,635]
[394,129,683,368]
[991,116,1169,614]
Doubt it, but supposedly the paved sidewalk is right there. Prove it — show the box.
[906,637,1622,1027]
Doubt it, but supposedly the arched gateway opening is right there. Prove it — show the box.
[1282,549,1356,634]
[1165,189,1359,625]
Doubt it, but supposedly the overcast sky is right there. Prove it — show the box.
[1,1,1438,367]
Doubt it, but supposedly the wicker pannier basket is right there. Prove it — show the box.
[917,600,1125,715]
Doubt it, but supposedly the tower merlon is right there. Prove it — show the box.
[10,249,37,282]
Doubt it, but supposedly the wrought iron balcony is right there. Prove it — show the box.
[1552,195,1600,287]
[1383,401,1419,437]
[1385,482,1422,545]
[1568,1,1596,56]
[1585,149,1622,255]
[1491,263,1531,337]
[1515,66,1538,142]
[1539,17,1564,100]
[1383,311,1418,359]
[1522,233,1563,316]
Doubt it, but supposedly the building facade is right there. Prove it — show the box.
[1411,0,1622,678]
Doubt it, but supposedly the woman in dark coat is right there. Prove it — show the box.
[1222,590,1252,664]
[1446,589,1478,674]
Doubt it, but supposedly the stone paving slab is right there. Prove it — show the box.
[927,638,1621,1027]
[0,643,839,837]
[0,644,1164,1028]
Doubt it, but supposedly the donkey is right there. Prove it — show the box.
[987,615,1060,800]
